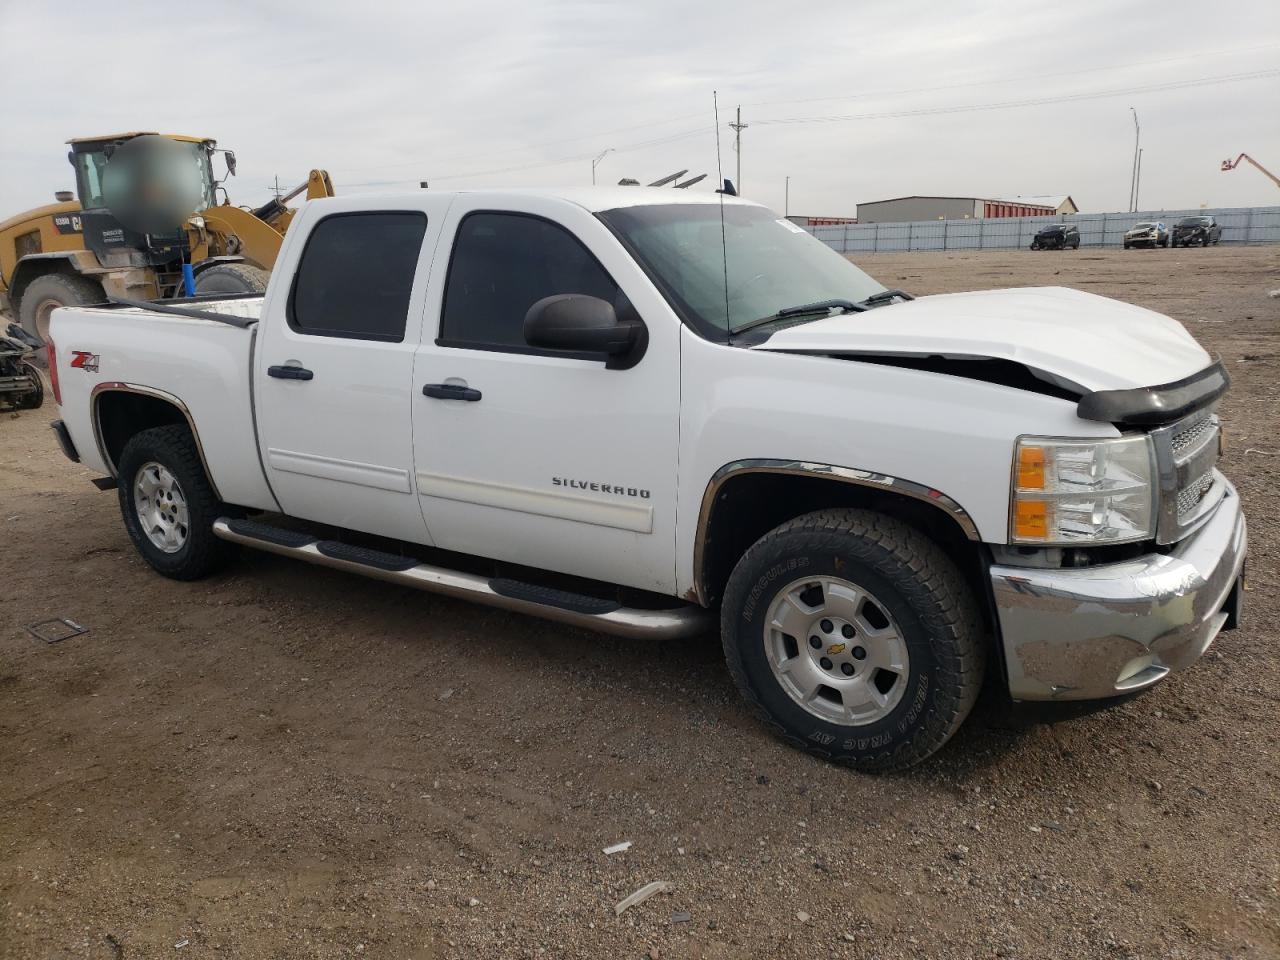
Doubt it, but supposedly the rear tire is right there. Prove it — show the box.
[193,263,269,296]
[720,509,985,772]
[116,424,237,580]
[17,272,106,368]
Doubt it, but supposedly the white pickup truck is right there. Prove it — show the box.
[47,188,1245,770]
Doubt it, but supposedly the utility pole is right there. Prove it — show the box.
[729,106,748,194]
[1134,148,1144,211]
[592,148,614,186]
[1128,107,1140,212]
[785,176,790,216]
[272,175,283,200]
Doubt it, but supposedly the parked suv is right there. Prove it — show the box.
[1030,224,1080,250]
[1123,221,1168,249]
[1172,216,1223,247]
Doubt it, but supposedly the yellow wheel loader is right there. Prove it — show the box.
[0,132,332,350]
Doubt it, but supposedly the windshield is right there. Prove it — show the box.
[74,140,214,213]
[1177,217,1211,226]
[1133,222,1156,229]
[598,202,885,338]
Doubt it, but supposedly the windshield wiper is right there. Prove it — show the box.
[856,288,914,308]
[729,298,863,336]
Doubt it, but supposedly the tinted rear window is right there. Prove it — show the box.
[288,211,427,341]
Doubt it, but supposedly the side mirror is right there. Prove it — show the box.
[223,150,237,176]
[524,294,643,364]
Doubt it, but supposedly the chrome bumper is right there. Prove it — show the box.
[991,482,1246,701]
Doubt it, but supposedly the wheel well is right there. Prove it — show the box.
[11,257,78,305]
[95,391,191,473]
[699,471,992,627]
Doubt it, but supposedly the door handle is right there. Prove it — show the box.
[268,364,314,381]
[423,382,482,402]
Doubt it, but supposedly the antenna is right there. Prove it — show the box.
[713,91,730,335]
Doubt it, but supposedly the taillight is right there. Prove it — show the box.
[47,336,61,406]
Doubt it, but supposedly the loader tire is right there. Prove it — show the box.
[193,263,270,296]
[18,272,106,367]
[721,508,985,772]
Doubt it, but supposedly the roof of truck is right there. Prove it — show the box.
[353,186,762,215]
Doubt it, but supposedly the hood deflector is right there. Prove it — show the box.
[1076,360,1229,426]
[796,351,1226,427]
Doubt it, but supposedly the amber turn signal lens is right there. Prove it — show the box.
[1016,445,1046,490]
[1014,501,1048,540]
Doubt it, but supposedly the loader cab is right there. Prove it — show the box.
[66,133,216,269]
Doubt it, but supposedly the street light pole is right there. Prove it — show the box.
[1128,107,1140,212]
[592,148,614,186]
[1135,148,1143,212]
[785,176,790,217]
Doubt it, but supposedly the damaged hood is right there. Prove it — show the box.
[753,286,1211,393]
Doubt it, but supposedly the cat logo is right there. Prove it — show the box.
[827,643,846,655]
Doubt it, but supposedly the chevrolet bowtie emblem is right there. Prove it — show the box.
[827,643,846,655]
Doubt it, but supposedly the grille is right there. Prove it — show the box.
[1177,471,1215,517]
[1171,415,1215,458]
[1153,410,1222,543]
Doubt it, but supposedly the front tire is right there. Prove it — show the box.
[720,509,985,772]
[116,425,236,580]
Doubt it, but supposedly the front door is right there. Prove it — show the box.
[411,197,680,593]
[256,202,443,544]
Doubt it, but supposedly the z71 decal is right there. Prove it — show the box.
[70,351,100,373]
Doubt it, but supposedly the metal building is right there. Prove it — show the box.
[855,194,1077,223]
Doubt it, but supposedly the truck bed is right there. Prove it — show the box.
[50,297,276,511]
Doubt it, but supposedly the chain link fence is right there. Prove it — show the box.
[807,206,1280,253]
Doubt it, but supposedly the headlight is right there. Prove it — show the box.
[1010,435,1155,544]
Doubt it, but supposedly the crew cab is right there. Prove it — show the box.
[47,188,1246,771]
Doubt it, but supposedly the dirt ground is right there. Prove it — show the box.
[2,247,1279,960]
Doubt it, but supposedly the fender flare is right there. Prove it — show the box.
[692,458,981,606]
[89,382,222,500]
[10,251,102,301]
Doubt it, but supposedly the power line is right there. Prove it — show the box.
[741,42,1280,110]
[751,69,1280,127]
[343,65,1278,189]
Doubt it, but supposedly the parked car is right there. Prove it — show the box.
[1172,216,1223,247]
[1030,224,1080,250]
[46,189,1246,772]
[1123,221,1168,249]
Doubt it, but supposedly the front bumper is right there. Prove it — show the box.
[990,482,1246,701]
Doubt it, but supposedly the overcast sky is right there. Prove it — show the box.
[1,0,1277,218]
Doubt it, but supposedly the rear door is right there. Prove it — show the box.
[255,199,447,543]
[410,196,681,593]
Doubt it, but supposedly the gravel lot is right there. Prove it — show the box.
[2,246,1278,960]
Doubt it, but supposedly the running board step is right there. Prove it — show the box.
[316,540,418,571]
[226,517,317,549]
[212,517,711,640]
[490,578,620,615]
